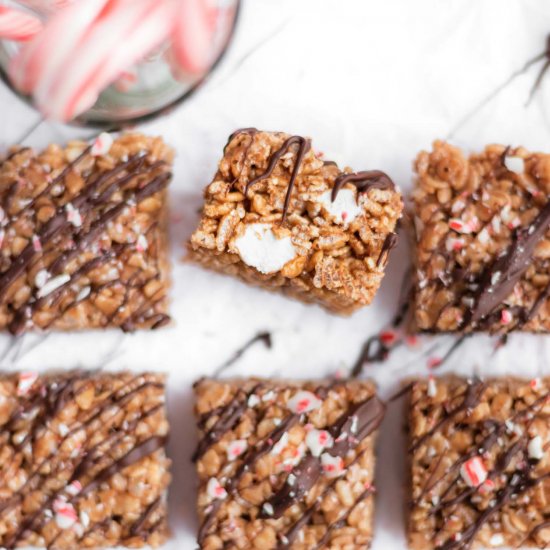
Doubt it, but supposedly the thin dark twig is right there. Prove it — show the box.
[212,331,272,377]
[447,50,546,140]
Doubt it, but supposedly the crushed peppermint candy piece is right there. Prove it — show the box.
[305,429,333,457]
[79,510,90,529]
[37,273,71,299]
[262,390,276,402]
[503,155,524,174]
[65,480,82,497]
[206,478,227,500]
[460,456,488,487]
[65,202,82,227]
[449,217,479,234]
[226,440,247,461]
[380,330,398,346]
[446,236,465,252]
[287,390,322,414]
[34,269,50,289]
[489,534,504,546]
[32,234,42,252]
[479,479,495,494]
[287,473,297,486]
[528,435,544,460]
[136,234,148,252]
[91,132,114,157]
[500,309,512,325]
[530,378,542,391]
[262,502,274,516]
[53,499,77,529]
[321,453,345,478]
[17,371,38,396]
[427,376,437,397]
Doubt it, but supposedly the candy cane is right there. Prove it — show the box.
[36,0,177,120]
[9,0,112,93]
[171,0,217,75]
[0,5,43,42]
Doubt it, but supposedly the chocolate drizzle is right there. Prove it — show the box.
[331,170,395,201]
[463,199,550,328]
[410,379,550,550]
[244,135,311,223]
[0,371,168,548]
[0,144,172,334]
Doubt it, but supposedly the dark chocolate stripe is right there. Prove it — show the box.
[244,135,311,223]
[331,170,395,201]
[464,199,550,327]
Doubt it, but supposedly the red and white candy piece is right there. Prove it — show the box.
[136,234,148,253]
[271,432,289,456]
[226,439,247,461]
[91,132,114,157]
[171,0,216,76]
[206,477,227,500]
[65,480,82,497]
[446,236,465,252]
[0,6,43,42]
[32,234,42,252]
[460,456,488,487]
[305,429,333,457]
[17,371,38,396]
[53,498,77,529]
[449,217,479,235]
[500,309,512,325]
[287,390,322,414]
[321,453,344,478]
[65,203,82,227]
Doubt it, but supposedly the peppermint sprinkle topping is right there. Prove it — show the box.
[321,453,345,478]
[53,499,77,529]
[91,132,114,157]
[489,534,504,546]
[206,478,227,500]
[32,234,42,252]
[271,432,289,455]
[65,203,82,227]
[37,273,71,299]
[262,502,274,516]
[503,155,525,174]
[76,286,91,302]
[226,440,247,461]
[460,456,488,487]
[17,371,38,396]
[305,429,333,457]
[136,234,148,252]
[287,390,322,414]
[247,394,261,408]
[500,309,512,325]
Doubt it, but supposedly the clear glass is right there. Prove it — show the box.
[0,0,240,127]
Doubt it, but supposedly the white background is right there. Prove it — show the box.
[1,1,550,548]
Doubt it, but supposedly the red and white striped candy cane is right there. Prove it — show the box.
[0,5,42,41]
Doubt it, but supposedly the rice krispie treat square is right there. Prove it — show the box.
[0,132,173,334]
[412,141,550,333]
[193,377,385,549]
[189,128,403,315]
[0,370,171,548]
[406,376,550,549]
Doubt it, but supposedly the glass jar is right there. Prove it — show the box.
[0,0,240,127]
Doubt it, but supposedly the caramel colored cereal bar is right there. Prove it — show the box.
[193,378,385,549]
[189,129,403,315]
[407,376,550,549]
[0,370,171,548]
[0,133,173,334]
[412,141,550,333]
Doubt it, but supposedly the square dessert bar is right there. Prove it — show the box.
[189,129,403,315]
[412,140,550,333]
[193,377,385,549]
[406,376,550,549]
[0,370,171,548]
[0,133,173,334]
